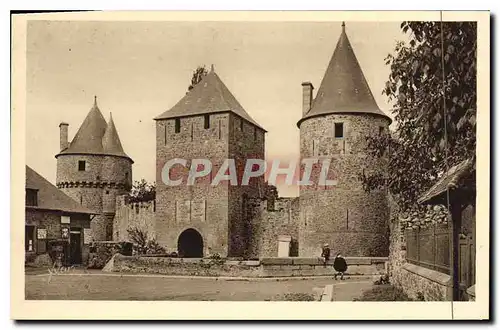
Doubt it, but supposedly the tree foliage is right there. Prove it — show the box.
[362,22,476,210]
[126,227,166,255]
[129,179,156,203]
[188,65,208,91]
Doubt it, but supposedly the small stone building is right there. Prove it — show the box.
[153,65,267,258]
[55,98,134,241]
[297,23,391,257]
[25,165,96,265]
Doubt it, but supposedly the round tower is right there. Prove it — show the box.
[297,23,391,257]
[56,97,133,241]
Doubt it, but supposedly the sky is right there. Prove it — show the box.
[26,21,408,197]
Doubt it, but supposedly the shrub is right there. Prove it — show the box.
[127,227,166,255]
[354,284,413,301]
[87,241,132,269]
[373,274,390,285]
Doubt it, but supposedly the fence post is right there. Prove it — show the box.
[433,224,436,271]
[416,226,420,265]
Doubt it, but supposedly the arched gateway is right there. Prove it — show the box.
[177,228,204,258]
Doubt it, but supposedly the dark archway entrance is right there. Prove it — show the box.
[177,228,204,258]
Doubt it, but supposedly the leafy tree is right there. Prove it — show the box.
[129,179,156,203]
[188,65,208,91]
[362,22,476,211]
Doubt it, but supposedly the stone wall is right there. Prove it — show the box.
[105,255,387,277]
[155,113,231,255]
[113,195,156,242]
[388,196,452,301]
[25,209,92,264]
[298,113,391,257]
[249,197,300,258]
[56,153,133,241]
[155,112,265,257]
[228,114,266,257]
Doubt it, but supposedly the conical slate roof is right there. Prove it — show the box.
[298,23,391,127]
[56,97,133,162]
[155,66,266,131]
[102,113,129,158]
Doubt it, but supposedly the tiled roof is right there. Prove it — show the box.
[154,67,266,131]
[56,98,133,162]
[418,158,475,204]
[298,23,391,127]
[25,165,96,214]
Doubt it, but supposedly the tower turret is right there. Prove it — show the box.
[154,66,266,258]
[298,23,391,257]
[56,97,133,241]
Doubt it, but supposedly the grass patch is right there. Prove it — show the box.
[353,284,413,301]
[271,293,316,301]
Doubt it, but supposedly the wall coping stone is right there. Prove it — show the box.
[114,255,388,268]
[402,263,452,287]
[292,258,323,265]
[261,258,293,265]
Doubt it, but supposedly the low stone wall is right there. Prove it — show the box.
[104,255,388,277]
[388,195,452,301]
[392,263,451,301]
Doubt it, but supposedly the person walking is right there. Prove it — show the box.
[333,253,348,280]
[321,243,331,267]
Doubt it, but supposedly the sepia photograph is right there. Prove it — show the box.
[10,10,489,320]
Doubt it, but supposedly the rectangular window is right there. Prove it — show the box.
[334,123,344,138]
[254,127,257,141]
[204,115,210,129]
[25,225,35,252]
[25,189,38,206]
[164,125,167,145]
[240,119,244,131]
[78,160,86,171]
[379,126,385,135]
[175,118,181,133]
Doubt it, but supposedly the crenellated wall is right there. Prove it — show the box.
[113,195,156,242]
[112,192,300,259]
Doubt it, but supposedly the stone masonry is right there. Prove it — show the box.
[154,110,265,257]
[56,99,133,241]
[298,114,391,257]
[60,23,395,260]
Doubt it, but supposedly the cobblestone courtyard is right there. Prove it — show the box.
[25,272,373,301]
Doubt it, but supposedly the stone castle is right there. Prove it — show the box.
[56,23,391,258]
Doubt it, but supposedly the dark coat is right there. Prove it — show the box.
[333,256,348,272]
[321,247,331,260]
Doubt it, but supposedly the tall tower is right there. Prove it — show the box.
[55,97,133,241]
[297,23,391,257]
[154,65,266,258]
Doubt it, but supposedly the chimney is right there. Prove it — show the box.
[301,82,314,115]
[59,122,69,151]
